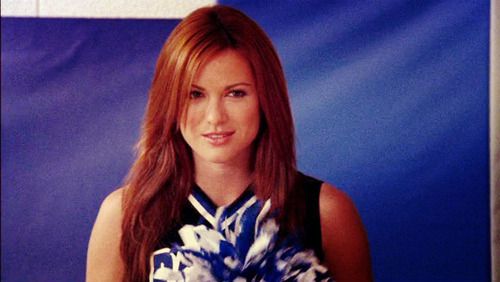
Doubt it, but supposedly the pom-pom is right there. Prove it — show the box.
[150,199,333,281]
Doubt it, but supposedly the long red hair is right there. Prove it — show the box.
[120,5,299,281]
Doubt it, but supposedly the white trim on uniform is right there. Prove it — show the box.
[188,194,217,228]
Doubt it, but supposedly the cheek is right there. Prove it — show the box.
[180,111,197,144]
[248,111,260,133]
[241,103,260,136]
[182,109,201,132]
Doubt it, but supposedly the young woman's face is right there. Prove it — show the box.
[180,49,260,167]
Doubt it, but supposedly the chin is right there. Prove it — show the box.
[195,147,249,165]
[201,153,236,164]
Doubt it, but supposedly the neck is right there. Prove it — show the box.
[194,158,253,207]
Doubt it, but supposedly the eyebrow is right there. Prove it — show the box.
[191,82,252,91]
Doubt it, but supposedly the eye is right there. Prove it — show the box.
[227,89,247,98]
[189,90,204,99]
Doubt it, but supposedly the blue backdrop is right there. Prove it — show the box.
[1,1,490,281]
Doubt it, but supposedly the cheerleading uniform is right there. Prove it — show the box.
[149,172,331,281]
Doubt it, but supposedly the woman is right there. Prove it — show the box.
[87,5,372,282]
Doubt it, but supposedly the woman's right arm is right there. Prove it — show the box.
[86,188,125,282]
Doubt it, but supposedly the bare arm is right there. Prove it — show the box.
[86,188,125,282]
[319,183,373,281]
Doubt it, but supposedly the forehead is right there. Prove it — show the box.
[193,49,255,86]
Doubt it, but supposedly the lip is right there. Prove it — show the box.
[202,131,235,145]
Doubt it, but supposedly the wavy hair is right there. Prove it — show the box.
[120,5,299,281]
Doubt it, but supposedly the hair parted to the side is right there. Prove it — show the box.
[120,5,301,281]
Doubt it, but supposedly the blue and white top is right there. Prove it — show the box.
[149,173,332,281]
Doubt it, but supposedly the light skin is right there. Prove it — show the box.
[320,183,373,281]
[86,188,124,282]
[180,50,260,205]
[86,49,372,281]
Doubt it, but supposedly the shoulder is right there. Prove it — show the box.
[99,187,124,218]
[319,183,356,220]
[319,182,373,281]
[294,172,352,213]
[91,188,124,231]
[86,187,125,282]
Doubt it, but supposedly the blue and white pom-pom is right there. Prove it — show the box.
[150,200,333,282]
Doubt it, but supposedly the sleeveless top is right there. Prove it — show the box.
[149,172,331,281]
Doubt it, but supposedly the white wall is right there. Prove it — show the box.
[1,0,216,18]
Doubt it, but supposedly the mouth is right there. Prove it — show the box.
[202,131,235,145]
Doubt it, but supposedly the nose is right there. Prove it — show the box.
[206,98,227,125]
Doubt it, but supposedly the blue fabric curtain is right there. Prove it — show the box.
[1,1,490,281]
